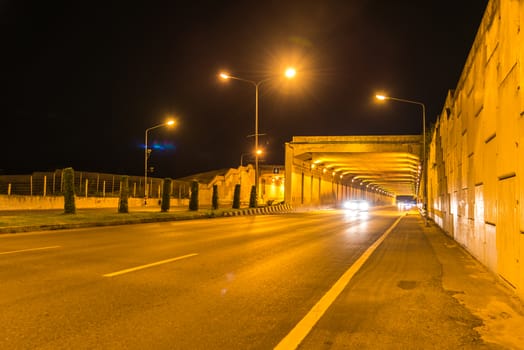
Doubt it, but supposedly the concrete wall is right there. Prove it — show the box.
[0,165,285,211]
[186,165,285,208]
[196,166,253,208]
[427,0,524,299]
[0,195,150,210]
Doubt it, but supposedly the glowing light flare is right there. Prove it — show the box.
[151,142,176,151]
[285,67,296,79]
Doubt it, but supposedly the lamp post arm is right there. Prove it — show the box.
[384,96,424,109]
[224,75,257,87]
[146,123,168,133]
[224,75,273,89]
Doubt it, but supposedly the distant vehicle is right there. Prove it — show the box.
[396,195,417,210]
[342,200,369,212]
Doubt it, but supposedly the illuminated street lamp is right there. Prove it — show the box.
[284,67,296,78]
[375,94,428,224]
[144,119,175,205]
[220,68,296,207]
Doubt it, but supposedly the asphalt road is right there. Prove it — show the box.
[0,207,517,349]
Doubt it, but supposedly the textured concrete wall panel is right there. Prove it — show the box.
[485,223,498,273]
[474,110,486,186]
[484,138,498,224]
[467,156,476,219]
[428,0,523,299]
[497,63,519,178]
[497,177,519,288]
[474,185,487,263]
[520,115,524,232]
[498,1,520,83]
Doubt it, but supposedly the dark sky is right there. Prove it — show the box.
[1,1,489,179]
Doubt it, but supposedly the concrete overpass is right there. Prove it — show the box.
[284,135,423,207]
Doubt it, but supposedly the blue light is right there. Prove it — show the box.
[141,141,176,151]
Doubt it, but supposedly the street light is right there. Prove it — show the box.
[240,149,263,167]
[220,68,296,207]
[144,119,175,205]
[375,94,428,224]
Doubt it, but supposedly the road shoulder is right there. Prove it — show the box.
[425,222,524,349]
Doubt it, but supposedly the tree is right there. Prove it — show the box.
[232,184,241,209]
[161,178,171,212]
[118,176,129,213]
[189,180,199,211]
[63,167,76,214]
[212,184,219,210]
[249,185,256,208]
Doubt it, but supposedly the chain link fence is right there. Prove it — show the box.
[0,170,191,200]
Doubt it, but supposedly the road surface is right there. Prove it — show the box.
[1,207,517,349]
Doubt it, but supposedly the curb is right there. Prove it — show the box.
[0,206,295,234]
[222,204,294,217]
[0,211,218,234]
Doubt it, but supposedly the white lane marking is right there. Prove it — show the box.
[274,215,404,350]
[0,245,61,255]
[103,253,199,277]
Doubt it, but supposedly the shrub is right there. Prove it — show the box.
[189,180,199,211]
[212,184,219,210]
[232,184,241,209]
[118,176,129,213]
[161,178,171,212]
[63,167,76,214]
[249,185,256,208]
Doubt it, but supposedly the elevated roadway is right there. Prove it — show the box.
[284,135,423,207]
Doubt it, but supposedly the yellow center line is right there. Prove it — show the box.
[0,245,62,255]
[103,253,199,277]
[274,215,404,350]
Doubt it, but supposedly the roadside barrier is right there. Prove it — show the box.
[223,204,294,217]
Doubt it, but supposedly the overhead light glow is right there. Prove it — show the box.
[285,67,296,78]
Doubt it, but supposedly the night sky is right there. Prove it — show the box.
[1,1,489,179]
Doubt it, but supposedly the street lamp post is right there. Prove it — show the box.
[220,68,296,207]
[144,119,175,205]
[375,94,428,225]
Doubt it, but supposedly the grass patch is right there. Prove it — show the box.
[0,208,236,233]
